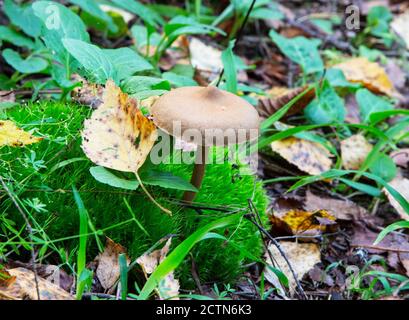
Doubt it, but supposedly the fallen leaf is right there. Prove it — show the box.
[136,238,179,300]
[401,258,409,277]
[71,75,104,109]
[0,90,15,104]
[265,241,321,294]
[81,80,157,173]
[341,134,373,170]
[390,149,409,168]
[0,267,74,300]
[258,86,316,120]
[305,190,369,221]
[392,9,409,50]
[333,57,395,96]
[271,137,332,175]
[189,38,222,82]
[96,238,130,292]
[0,120,43,147]
[383,174,409,221]
[344,94,362,124]
[270,208,336,237]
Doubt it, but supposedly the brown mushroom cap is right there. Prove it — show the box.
[151,86,260,146]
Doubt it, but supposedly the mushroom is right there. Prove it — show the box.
[151,86,260,202]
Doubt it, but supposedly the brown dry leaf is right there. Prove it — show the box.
[271,137,332,175]
[390,148,409,168]
[305,190,369,221]
[333,57,395,96]
[136,238,179,300]
[96,237,130,292]
[270,209,336,237]
[392,9,409,50]
[0,267,74,300]
[258,86,316,120]
[401,258,409,277]
[0,120,43,147]
[0,90,15,104]
[81,80,157,173]
[340,134,373,170]
[383,174,409,221]
[71,75,104,109]
[265,241,321,294]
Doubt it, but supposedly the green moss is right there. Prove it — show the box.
[0,101,268,287]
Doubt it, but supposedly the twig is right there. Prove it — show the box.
[350,244,409,254]
[190,253,204,295]
[0,175,41,300]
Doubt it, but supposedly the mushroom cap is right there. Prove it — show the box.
[151,86,260,146]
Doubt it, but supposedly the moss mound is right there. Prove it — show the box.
[0,101,268,287]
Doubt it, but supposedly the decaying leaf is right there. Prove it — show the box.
[0,90,15,104]
[0,120,43,147]
[265,241,321,294]
[383,174,409,221]
[305,190,368,221]
[391,9,409,50]
[333,57,395,96]
[258,86,316,120]
[341,134,373,170]
[270,208,336,237]
[271,137,332,175]
[189,38,222,82]
[95,237,130,292]
[390,149,409,168]
[0,267,74,300]
[71,75,104,109]
[136,238,179,300]
[81,80,157,173]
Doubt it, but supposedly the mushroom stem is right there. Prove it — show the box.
[183,145,209,203]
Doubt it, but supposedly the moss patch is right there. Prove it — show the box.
[0,101,268,288]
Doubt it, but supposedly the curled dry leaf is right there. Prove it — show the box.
[96,237,130,292]
[305,190,368,221]
[383,174,409,221]
[136,238,180,300]
[71,75,104,109]
[265,241,321,294]
[391,9,409,50]
[81,80,157,173]
[340,134,373,170]
[271,137,332,175]
[270,208,336,237]
[0,267,74,300]
[0,120,43,147]
[258,86,316,120]
[333,57,395,97]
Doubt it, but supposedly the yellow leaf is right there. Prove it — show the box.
[265,241,320,294]
[81,80,157,173]
[341,134,373,170]
[270,209,336,237]
[333,57,395,96]
[0,267,74,300]
[271,137,332,175]
[0,120,42,147]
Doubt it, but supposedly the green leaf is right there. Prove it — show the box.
[103,48,153,81]
[33,1,90,63]
[122,76,170,99]
[62,39,117,84]
[367,6,393,38]
[162,72,198,88]
[251,7,284,21]
[4,0,42,37]
[0,26,36,49]
[90,166,139,190]
[305,81,345,124]
[326,68,360,89]
[221,40,237,94]
[2,49,48,74]
[356,89,393,123]
[110,0,164,27]
[139,213,242,299]
[140,170,198,192]
[269,29,323,75]
[339,178,381,197]
[68,0,118,33]
[369,153,397,182]
[375,220,409,245]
